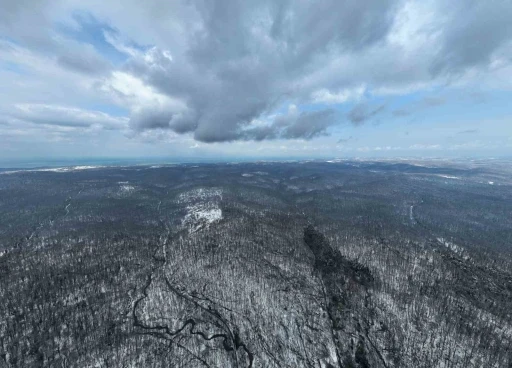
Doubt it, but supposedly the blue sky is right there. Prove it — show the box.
[1,0,511,162]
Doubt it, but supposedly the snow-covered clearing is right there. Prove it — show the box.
[120,185,135,193]
[179,188,223,232]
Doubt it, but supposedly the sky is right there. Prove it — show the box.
[1,0,512,162]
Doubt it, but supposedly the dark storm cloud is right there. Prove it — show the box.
[347,103,385,125]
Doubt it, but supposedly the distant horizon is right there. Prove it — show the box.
[1,154,511,170]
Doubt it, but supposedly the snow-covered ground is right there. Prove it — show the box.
[182,204,222,232]
[119,185,135,193]
[437,237,468,258]
[178,188,223,232]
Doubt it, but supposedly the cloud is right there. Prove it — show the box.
[129,105,196,133]
[311,86,366,104]
[12,104,128,130]
[409,143,441,150]
[237,107,336,141]
[391,95,446,118]
[347,103,385,125]
[458,129,478,134]
[57,48,112,75]
[337,136,353,143]
[108,0,400,142]
[1,0,512,152]
[276,108,337,140]
[430,2,512,75]
[103,30,145,58]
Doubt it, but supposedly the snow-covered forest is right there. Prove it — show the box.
[0,160,511,367]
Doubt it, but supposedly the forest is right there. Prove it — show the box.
[0,159,511,367]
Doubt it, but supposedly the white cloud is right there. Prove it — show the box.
[103,31,140,57]
[1,0,512,158]
[311,85,366,104]
[12,104,128,129]
[100,71,186,112]
[409,144,441,150]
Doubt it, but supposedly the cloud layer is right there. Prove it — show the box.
[1,0,512,157]
[120,0,398,142]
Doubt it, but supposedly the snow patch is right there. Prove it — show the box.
[178,188,223,233]
[436,174,460,180]
[437,237,468,258]
[184,205,222,223]
[120,185,135,192]
[182,204,222,232]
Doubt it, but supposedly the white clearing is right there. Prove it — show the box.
[179,188,223,233]
[120,185,135,192]
[182,205,222,230]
